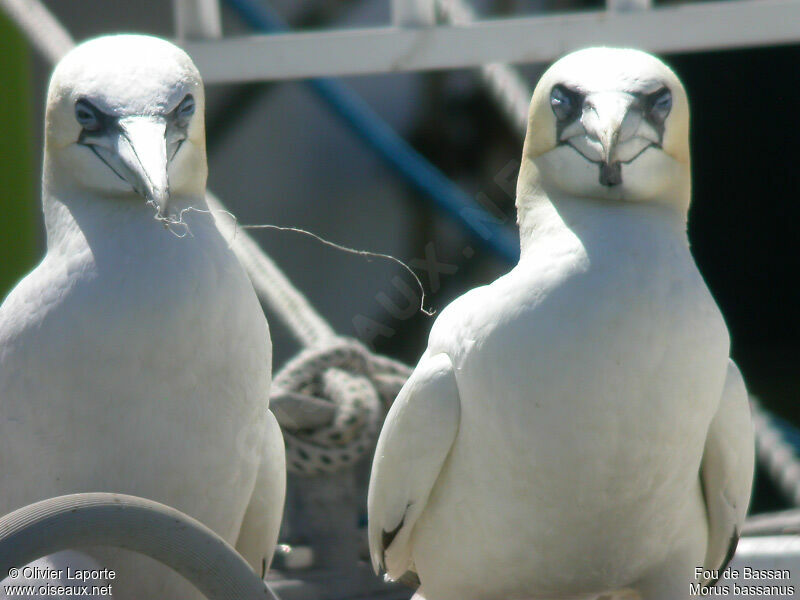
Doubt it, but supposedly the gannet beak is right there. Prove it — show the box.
[115,117,170,215]
[83,115,171,215]
[580,92,640,187]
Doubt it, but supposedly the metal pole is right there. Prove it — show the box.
[174,0,223,40]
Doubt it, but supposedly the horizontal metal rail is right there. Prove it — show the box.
[182,0,800,84]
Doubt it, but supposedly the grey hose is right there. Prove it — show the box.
[0,493,278,600]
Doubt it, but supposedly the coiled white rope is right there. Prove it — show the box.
[269,338,410,475]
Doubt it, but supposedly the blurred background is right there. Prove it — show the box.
[1,0,798,515]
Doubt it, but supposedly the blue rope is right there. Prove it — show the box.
[223,0,520,263]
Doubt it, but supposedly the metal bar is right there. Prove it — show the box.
[173,0,222,41]
[182,0,800,84]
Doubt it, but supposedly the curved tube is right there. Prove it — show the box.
[0,493,278,600]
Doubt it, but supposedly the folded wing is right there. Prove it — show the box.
[367,352,461,581]
[701,360,755,580]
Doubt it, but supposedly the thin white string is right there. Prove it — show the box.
[240,224,435,317]
[168,205,435,318]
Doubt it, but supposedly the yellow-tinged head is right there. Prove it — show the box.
[519,47,690,210]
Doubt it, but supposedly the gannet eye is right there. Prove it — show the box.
[75,99,102,132]
[550,84,583,122]
[646,87,672,125]
[175,94,195,123]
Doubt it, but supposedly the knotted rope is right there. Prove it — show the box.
[270,338,411,475]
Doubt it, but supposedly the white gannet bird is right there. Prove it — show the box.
[0,35,285,598]
[368,48,754,600]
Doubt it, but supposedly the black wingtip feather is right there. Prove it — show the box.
[380,514,406,568]
[397,570,421,589]
[705,529,740,587]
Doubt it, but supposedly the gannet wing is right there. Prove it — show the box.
[235,410,286,575]
[367,351,461,582]
[700,360,755,580]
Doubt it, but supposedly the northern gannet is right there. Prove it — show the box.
[368,47,754,600]
[0,35,285,599]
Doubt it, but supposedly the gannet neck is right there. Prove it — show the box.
[42,166,210,255]
[515,168,688,261]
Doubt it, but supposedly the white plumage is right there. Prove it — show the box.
[368,47,754,600]
[0,35,284,598]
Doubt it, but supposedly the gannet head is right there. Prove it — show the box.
[44,34,206,217]
[519,47,690,210]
